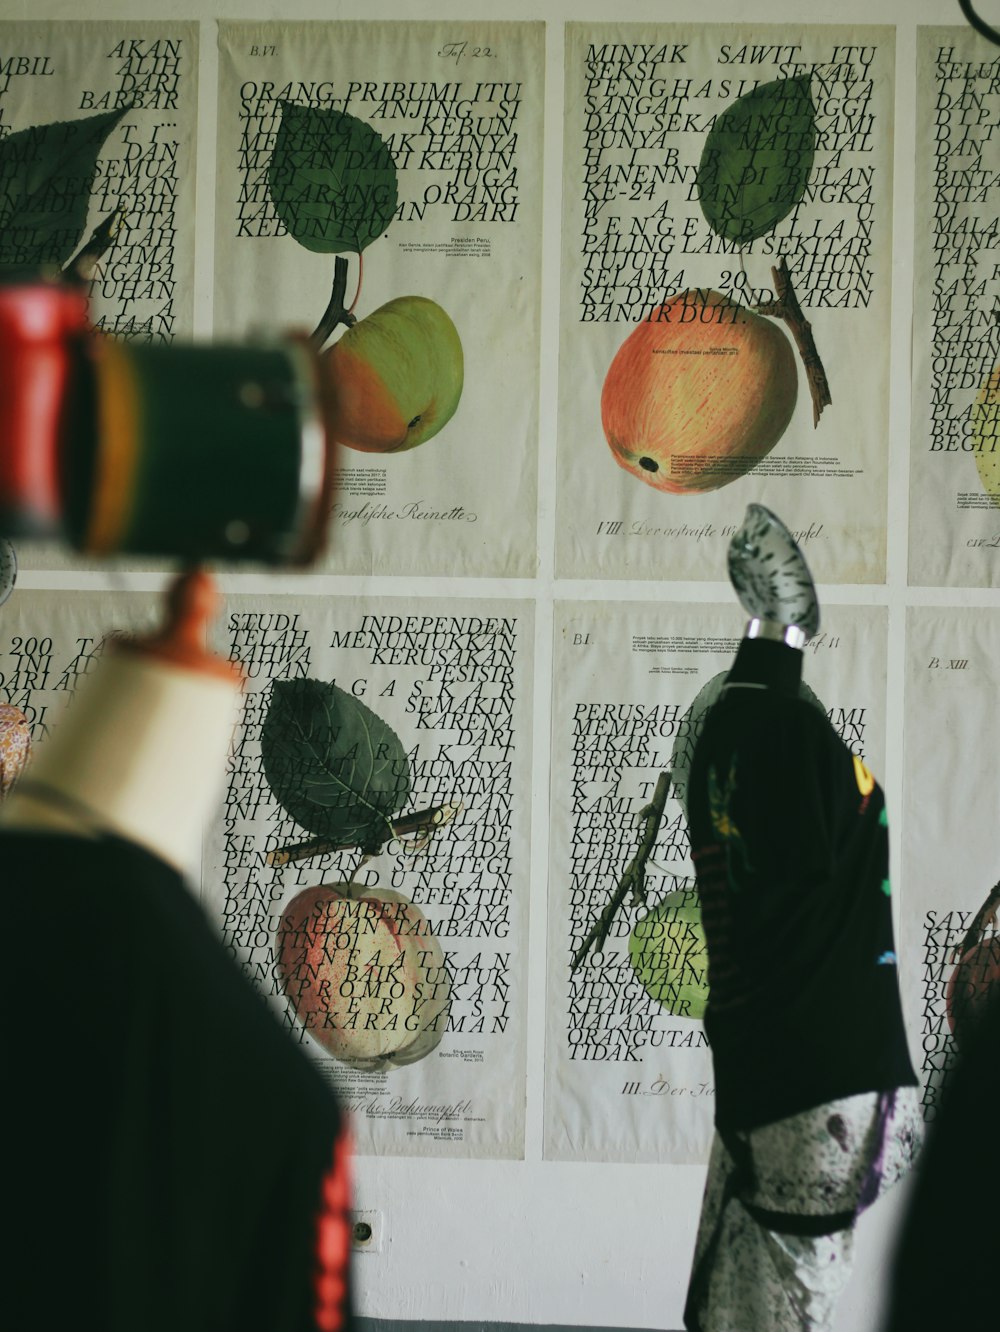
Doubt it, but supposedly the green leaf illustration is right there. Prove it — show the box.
[261,677,411,849]
[267,102,398,254]
[697,76,816,245]
[0,107,130,271]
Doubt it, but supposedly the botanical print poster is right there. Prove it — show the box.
[900,607,1000,1125]
[545,599,886,1163]
[1,20,199,575]
[556,24,894,583]
[214,21,543,578]
[203,594,533,1159]
[909,27,1000,587]
[0,20,198,339]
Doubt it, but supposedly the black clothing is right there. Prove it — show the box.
[883,997,1000,1331]
[687,637,917,1131]
[4,830,351,1332]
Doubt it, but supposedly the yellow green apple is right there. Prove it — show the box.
[628,889,709,1019]
[321,295,463,453]
[601,288,798,493]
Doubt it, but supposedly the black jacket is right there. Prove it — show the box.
[687,637,916,1130]
[4,830,352,1332]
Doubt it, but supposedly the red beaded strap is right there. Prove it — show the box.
[313,1126,352,1332]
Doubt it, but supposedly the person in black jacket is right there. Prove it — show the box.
[683,506,920,1332]
[881,929,1000,1327]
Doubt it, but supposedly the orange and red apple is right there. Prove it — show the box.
[601,289,798,493]
[277,881,451,1069]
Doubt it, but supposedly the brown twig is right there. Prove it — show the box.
[310,254,357,349]
[64,209,125,282]
[754,257,832,427]
[570,771,671,974]
[266,800,460,867]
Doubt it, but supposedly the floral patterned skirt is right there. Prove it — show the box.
[684,1087,923,1332]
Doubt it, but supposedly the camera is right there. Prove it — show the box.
[0,276,336,565]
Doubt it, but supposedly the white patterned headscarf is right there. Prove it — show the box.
[727,504,820,641]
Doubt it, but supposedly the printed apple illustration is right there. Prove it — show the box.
[628,889,709,1019]
[946,881,1000,1049]
[277,880,451,1069]
[973,365,1000,508]
[601,289,798,493]
[0,702,31,799]
[320,295,464,453]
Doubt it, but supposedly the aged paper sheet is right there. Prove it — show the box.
[557,25,894,584]
[215,21,543,578]
[545,599,886,1162]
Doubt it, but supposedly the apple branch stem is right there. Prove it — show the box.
[65,208,125,282]
[348,250,363,315]
[753,257,832,427]
[310,255,358,350]
[570,771,671,975]
[340,853,375,891]
[266,801,457,867]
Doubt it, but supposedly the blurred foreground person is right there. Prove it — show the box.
[3,572,352,1332]
[683,506,920,1332]
[882,984,1000,1328]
